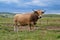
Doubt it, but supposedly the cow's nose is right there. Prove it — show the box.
[42,12,44,13]
[40,16,42,18]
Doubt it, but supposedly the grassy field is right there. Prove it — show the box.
[0,14,60,40]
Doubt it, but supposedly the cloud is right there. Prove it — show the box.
[0,0,60,7]
[25,0,47,6]
[25,0,52,6]
[0,0,60,14]
[25,0,60,7]
[0,0,19,4]
[0,0,53,6]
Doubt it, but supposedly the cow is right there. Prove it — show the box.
[14,10,45,32]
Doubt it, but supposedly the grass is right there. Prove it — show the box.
[0,29,60,40]
[0,17,13,23]
[0,15,60,40]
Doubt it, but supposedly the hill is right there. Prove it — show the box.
[0,12,15,18]
[0,12,60,18]
[43,14,60,17]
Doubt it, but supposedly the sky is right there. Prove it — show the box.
[0,0,60,14]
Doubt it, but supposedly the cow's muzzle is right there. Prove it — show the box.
[38,15,42,18]
[40,16,42,18]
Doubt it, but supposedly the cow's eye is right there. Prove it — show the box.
[42,12,44,13]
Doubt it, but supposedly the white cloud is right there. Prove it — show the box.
[0,0,60,7]
[25,0,60,7]
[0,0,52,6]
[25,0,51,6]
[0,0,29,7]
[0,0,19,4]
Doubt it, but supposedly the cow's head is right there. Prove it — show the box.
[33,10,45,18]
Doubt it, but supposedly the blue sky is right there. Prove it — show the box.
[0,0,60,14]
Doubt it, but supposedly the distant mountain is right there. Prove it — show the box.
[0,12,15,15]
[43,14,60,17]
[0,12,60,18]
[0,12,16,18]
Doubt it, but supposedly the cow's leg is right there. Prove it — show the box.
[34,22,36,25]
[31,22,35,30]
[28,22,32,31]
[14,25,16,32]
[29,24,32,30]
[14,25,17,32]
[29,22,34,31]
[14,22,19,32]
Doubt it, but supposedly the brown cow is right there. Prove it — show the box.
[14,10,45,32]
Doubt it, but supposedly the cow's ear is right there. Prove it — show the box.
[34,11,37,13]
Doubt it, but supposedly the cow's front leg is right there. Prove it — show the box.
[14,23,19,32]
[30,22,35,31]
[28,23,31,31]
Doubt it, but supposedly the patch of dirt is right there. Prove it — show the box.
[47,26,60,30]
[1,23,13,27]
[18,26,40,31]
[1,23,60,31]
[18,26,60,31]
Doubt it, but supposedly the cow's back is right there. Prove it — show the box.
[14,14,32,25]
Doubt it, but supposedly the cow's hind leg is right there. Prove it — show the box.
[14,25,18,32]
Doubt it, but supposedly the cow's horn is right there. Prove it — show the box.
[44,10,46,12]
[32,9,35,11]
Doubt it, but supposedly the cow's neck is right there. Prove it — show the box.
[31,12,39,19]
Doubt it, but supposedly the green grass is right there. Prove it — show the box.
[0,15,60,40]
[0,17,13,23]
[0,28,60,40]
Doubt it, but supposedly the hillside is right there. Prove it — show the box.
[0,12,60,18]
[0,12,15,18]
[43,14,60,17]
